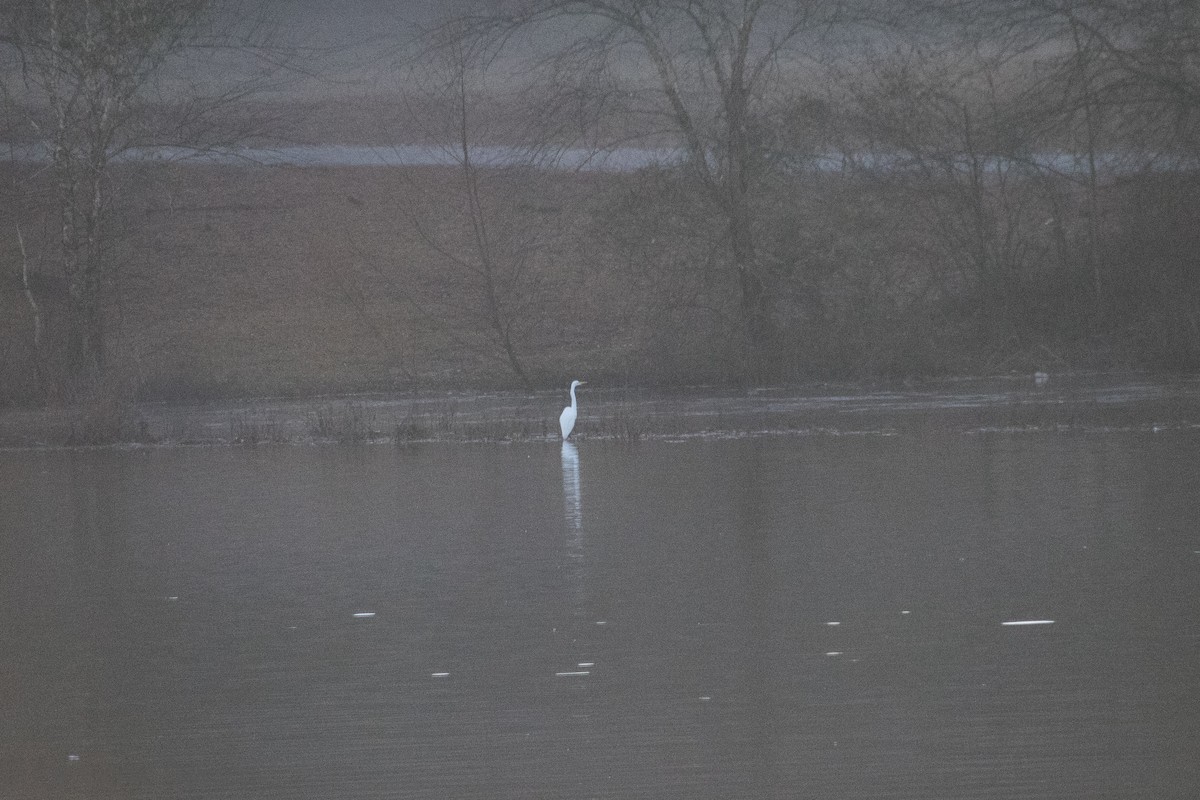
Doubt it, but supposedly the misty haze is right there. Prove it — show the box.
[2,2,1198,798]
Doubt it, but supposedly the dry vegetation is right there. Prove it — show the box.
[4,0,1200,437]
[4,153,1199,415]
[1,160,633,403]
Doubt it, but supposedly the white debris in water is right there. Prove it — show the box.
[352,612,376,618]
[67,754,80,762]
[578,662,594,667]
[595,620,607,625]
[431,672,450,678]
[901,610,911,615]
[699,696,712,702]
[825,651,843,657]
[556,671,590,677]
[166,596,179,602]
[1002,619,1055,626]
[825,621,840,626]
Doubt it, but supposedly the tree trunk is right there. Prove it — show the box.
[66,286,103,385]
[727,176,774,375]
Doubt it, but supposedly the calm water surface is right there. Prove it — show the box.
[2,433,1198,799]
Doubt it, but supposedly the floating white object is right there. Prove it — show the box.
[352,612,376,618]
[578,662,594,667]
[1002,619,1055,626]
[431,672,450,678]
[901,610,911,615]
[825,651,843,656]
[67,754,80,762]
[825,621,840,626]
[555,671,590,677]
[699,696,712,702]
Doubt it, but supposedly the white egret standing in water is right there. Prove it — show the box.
[559,380,586,439]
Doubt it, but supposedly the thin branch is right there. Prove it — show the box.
[16,224,43,349]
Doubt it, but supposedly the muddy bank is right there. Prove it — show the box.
[2,374,1199,449]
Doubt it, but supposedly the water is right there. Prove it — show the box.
[9,141,1190,175]
[4,142,687,172]
[2,433,1198,799]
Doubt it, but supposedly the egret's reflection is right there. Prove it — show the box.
[561,441,583,530]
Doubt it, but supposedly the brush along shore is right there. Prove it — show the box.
[2,376,1198,449]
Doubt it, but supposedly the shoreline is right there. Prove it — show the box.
[3,373,1199,450]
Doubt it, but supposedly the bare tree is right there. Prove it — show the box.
[0,0,290,396]
[935,0,1200,156]
[438,0,854,375]
[835,37,1070,356]
[338,27,575,389]
[948,0,1200,335]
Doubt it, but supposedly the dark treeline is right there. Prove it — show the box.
[424,0,1200,383]
[1,0,1198,415]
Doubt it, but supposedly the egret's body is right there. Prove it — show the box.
[559,380,586,439]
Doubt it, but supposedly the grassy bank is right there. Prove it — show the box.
[3,159,1199,412]
[3,376,1199,449]
[2,162,615,403]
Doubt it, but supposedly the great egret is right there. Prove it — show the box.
[559,380,586,439]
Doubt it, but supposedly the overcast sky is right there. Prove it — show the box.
[227,1,527,98]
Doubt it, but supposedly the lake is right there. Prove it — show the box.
[2,430,1198,798]
[8,142,1183,175]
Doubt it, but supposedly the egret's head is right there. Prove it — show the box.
[571,380,587,389]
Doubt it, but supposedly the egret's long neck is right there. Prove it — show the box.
[569,384,578,409]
